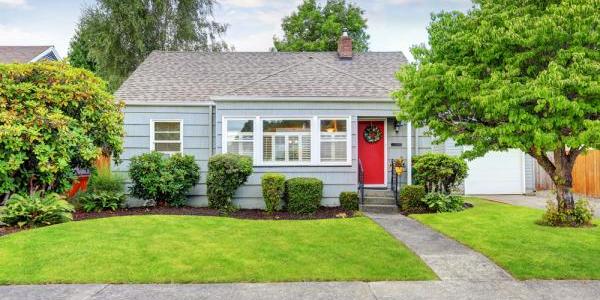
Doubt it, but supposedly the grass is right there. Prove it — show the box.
[411,198,600,280]
[0,216,435,284]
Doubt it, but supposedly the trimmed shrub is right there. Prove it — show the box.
[339,192,359,211]
[207,154,253,210]
[0,192,74,228]
[129,152,200,207]
[261,173,286,213]
[413,153,468,194]
[285,177,323,214]
[399,185,427,211]
[421,192,464,213]
[538,199,594,227]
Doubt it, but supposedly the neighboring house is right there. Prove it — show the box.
[0,46,61,63]
[115,33,536,209]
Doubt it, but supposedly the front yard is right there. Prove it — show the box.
[0,215,435,284]
[412,198,600,280]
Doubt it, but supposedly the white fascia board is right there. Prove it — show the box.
[30,46,61,62]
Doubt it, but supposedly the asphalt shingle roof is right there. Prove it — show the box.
[0,46,53,63]
[115,51,408,104]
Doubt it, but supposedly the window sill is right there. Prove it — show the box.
[254,162,352,167]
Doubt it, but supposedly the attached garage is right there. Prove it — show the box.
[464,149,526,195]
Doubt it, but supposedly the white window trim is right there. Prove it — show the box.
[222,117,256,161]
[150,119,184,155]
[221,116,352,167]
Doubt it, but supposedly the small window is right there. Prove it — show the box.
[152,121,182,154]
[263,119,311,163]
[320,119,348,162]
[226,119,254,157]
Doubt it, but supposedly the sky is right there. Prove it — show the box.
[0,0,472,61]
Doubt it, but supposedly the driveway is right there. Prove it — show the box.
[477,191,600,217]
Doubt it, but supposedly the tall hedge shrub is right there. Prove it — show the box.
[285,177,323,214]
[129,152,200,207]
[412,153,468,194]
[0,62,124,199]
[207,154,253,209]
[261,173,286,213]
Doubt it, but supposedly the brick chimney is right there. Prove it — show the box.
[337,29,352,59]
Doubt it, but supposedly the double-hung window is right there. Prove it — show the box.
[151,120,183,154]
[320,119,348,163]
[225,119,254,157]
[263,119,311,163]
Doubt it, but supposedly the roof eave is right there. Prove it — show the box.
[210,96,394,102]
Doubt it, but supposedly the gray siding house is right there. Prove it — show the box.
[115,35,535,209]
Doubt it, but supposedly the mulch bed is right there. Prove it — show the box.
[0,206,355,237]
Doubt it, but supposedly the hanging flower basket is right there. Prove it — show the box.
[363,125,382,143]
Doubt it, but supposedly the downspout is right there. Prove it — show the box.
[208,105,214,156]
[407,122,413,185]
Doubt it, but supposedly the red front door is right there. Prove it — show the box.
[358,120,385,185]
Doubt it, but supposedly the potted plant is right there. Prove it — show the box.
[394,158,405,175]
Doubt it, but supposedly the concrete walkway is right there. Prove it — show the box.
[478,191,600,217]
[367,213,513,281]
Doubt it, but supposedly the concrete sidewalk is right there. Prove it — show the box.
[2,281,600,300]
[478,191,600,217]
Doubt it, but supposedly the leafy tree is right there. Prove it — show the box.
[0,62,124,200]
[273,0,369,52]
[70,0,229,91]
[395,0,599,213]
[67,17,97,72]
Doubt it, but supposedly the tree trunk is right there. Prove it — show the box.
[530,147,580,213]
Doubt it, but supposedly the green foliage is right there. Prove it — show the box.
[79,191,125,213]
[0,192,74,228]
[273,0,369,52]
[261,173,286,213]
[285,177,323,214]
[412,153,468,194]
[394,0,600,210]
[421,193,464,213]
[538,199,594,227]
[399,185,427,212]
[68,19,97,72]
[0,62,124,197]
[207,154,253,210]
[339,191,359,211]
[79,169,126,212]
[129,152,200,207]
[71,0,229,91]
[88,169,125,194]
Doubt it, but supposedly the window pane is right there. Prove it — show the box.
[320,119,347,133]
[226,119,253,157]
[263,120,310,133]
[274,136,286,161]
[155,143,181,152]
[155,122,180,132]
[155,132,180,141]
[320,119,348,162]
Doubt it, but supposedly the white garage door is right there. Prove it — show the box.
[464,149,525,195]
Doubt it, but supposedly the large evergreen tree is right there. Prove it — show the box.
[68,0,229,91]
[273,0,369,52]
[395,0,599,214]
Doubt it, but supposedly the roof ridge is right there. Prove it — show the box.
[220,60,309,95]
[311,59,392,92]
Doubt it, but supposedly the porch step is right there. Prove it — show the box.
[360,204,398,214]
[363,189,395,198]
[363,196,397,205]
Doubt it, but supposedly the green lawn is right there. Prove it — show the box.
[412,198,600,280]
[0,216,435,284]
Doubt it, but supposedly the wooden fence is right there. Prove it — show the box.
[535,150,600,198]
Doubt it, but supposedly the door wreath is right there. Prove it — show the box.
[363,124,382,143]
